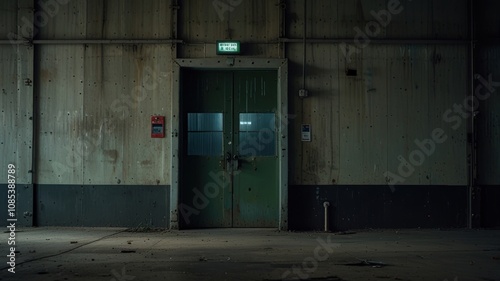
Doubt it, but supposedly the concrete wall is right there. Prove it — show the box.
[285,0,469,185]
[475,0,500,186]
[0,0,498,228]
[288,44,468,185]
[1,0,35,226]
[34,0,173,186]
[474,0,500,227]
[1,0,173,227]
[178,0,469,186]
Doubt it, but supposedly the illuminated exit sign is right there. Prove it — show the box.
[216,41,241,55]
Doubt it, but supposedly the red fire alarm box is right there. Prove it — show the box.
[151,116,165,138]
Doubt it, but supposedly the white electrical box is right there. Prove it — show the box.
[299,89,309,98]
[301,124,311,142]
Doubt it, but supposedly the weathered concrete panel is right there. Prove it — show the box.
[288,44,467,186]
[1,1,35,187]
[82,45,171,185]
[303,44,341,185]
[179,0,233,41]
[178,0,280,58]
[476,46,500,185]
[36,0,86,39]
[95,0,172,39]
[288,44,341,185]
[0,1,17,38]
[0,0,481,229]
[338,46,388,184]
[386,46,433,185]
[428,46,468,185]
[38,0,172,39]
[286,0,467,40]
[36,45,85,184]
[15,1,35,187]
[36,44,172,185]
[3,0,471,189]
[0,46,18,184]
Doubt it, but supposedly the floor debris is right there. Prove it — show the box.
[266,276,344,281]
[334,231,357,235]
[341,259,389,268]
[120,250,136,253]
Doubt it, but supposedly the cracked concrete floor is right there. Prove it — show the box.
[0,228,499,281]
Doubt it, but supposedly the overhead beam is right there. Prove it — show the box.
[279,38,471,45]
[0,39,183,45]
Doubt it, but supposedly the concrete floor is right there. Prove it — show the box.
[0,228,499,281]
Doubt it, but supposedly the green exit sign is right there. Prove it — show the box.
[216,41,241,55]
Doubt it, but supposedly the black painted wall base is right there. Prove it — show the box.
[289,185,471,231]
[0,184,170,227]
[1,184,498,229]
[0,184,33,226]
[481,185,500,228]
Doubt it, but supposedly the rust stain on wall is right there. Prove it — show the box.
[103,149,118,163]
[39,68,55,82]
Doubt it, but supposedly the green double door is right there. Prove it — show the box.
[180,70,279,228]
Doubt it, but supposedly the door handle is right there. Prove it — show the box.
[225,152,233,173]
[233,154,241,170]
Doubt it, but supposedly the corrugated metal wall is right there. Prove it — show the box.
[1,0,33,186]
[33,0,173,185]
[475,0,500,186]
[178,0,280,57]
[474,0,500,227]
[288,44,468,185]
[1,0,473,187]
[0,44,18,184]
[284,0,469,185]
[0,1,16,37]
[475,46,500,185]
[286,0,468,39]
[2,0,499,227]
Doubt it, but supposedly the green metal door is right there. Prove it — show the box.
[232,71,279,227]
[180,69,278,228]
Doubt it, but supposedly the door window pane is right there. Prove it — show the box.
[188,113,223,131]
[188,113,223,156]
[239,113,276,157]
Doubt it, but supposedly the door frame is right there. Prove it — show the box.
[170,58,288,230]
